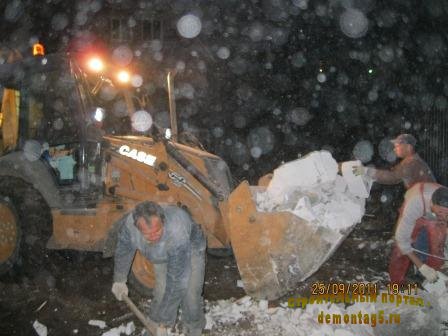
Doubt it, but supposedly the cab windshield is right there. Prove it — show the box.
[22,68,80,145]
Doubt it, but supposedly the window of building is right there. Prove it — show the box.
[110,17,163,43]
[153,20,162,40]
[140,19,163,41]
[142,20,152,40]
[110,18,131,42]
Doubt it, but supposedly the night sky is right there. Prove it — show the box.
[1,0,448,182]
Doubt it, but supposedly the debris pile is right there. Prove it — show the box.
[256,151,371,233]
[248,151,372,287]
[203,295,375,336]
[199,291,445,336]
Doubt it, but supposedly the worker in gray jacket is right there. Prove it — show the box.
[111,201,206,336]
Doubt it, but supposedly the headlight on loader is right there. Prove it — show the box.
[87,57,104,73]
[117,70,130,84]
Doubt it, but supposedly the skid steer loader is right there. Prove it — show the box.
[0,47,342,300]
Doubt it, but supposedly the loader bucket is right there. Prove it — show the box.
[227,181,353,300]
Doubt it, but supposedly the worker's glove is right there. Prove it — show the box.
[156,326,168,336]
[143,327,167,336]
[352,165,365,176]
[111,282,128,301]
[418,264,438,283]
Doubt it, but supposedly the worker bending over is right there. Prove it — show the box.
[111,201,206,336]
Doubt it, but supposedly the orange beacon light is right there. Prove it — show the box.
[33,43,45,56]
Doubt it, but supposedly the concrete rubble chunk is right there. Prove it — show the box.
[374,290,444,336]
[101,328,121,336]
[266,151,338,203]
[32,320,48,336]
[291,196,316,222]
[423,271,448,318]
[257,151,368,233]
[124,321,135,335]
[100,321,135,336]
[341,160,372,198]
[248,150,370,294]
[334,175,348,193]
[258,299,268,310]
[88,319,107,329]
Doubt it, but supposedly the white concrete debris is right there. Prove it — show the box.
[341,160,373,198]
[423,271,448,317]
[33,320,48,336]
[252,151,372,285]
[88,319,107,329]
[187,292,444,336]
[265,151,338,204]
[256,151,370,233]
[200,295,375,335]
[258,299,269,310]
[292,196,316,221]
[251,151,372,284]
[374,290,445,336]
[101,321,135,336]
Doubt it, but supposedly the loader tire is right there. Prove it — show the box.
[0,198,21,274]
[0,177,51,275]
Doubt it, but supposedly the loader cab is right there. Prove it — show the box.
[0,53,126,206]
[0,55,81,162]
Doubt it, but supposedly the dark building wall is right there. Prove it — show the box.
[422,108,448,185]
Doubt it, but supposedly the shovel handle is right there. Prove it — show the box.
[122,294,158,335]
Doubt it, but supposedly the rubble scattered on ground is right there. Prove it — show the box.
[423,272,448,317]
[100,321,135,336]
[88,319,107,329]
[197,291,445,336]
[32,320,48,336]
